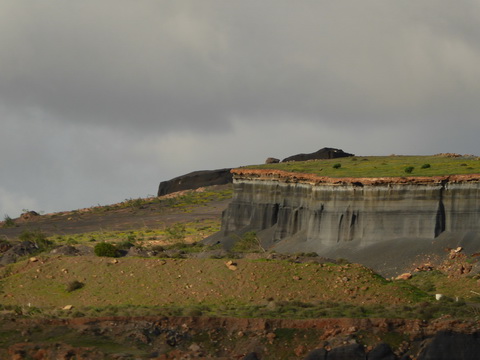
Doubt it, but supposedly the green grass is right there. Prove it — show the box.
[48,219,221,246]
[246,155,480,178]
[0,256,464,320]
[89,188,233,214]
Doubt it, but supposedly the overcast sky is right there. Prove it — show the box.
[1,1,480,217]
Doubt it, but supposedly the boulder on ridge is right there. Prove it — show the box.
[157,168,233,196]
[282,147,354,162]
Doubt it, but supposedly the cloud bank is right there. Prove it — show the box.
[1,1,479,216]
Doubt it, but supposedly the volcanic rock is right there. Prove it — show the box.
[417,331,480,360]
[282,147,354,162]
[158,168,233,196]
[327,343,366,359]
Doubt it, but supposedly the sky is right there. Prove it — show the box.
[1,1,480,217]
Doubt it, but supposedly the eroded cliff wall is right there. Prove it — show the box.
[219,169,480,252]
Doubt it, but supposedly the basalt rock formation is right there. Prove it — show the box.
[282,147,354,162]
[156,148,352,196]
[216,169,480,267]
[157,168,233,196]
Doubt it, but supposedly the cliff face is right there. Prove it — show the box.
[157,168,232,196]
[220,169,480,252]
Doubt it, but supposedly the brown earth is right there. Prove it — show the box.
[232,168,480,185]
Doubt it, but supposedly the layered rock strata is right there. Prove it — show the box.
[219,169,480,252]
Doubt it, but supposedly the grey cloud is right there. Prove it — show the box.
[1,1,480,134]
[1,1,480,216]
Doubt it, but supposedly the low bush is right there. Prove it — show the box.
[116,240,135,250]
[421,163,431,169]
[404,166,414,174]
[332,163,342,169]
[94,242,119,257]
[165,223,187,241]
[18,230,53,252]
[2,215,15,228]
[232,232,264,252]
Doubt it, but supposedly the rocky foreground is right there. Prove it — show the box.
[2,315,480,359]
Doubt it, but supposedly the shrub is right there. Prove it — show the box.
[66,280,84,292]
[404,166,414,174]
[421,163,431,169]
[18,230,53,251]
[232,231,264,252]
[332,163,342,169]
[116,240,135,250]
[94,242,119,257]
[2,215,15,228]
[165,223,187,241]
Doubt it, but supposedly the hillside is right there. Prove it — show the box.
[1,158,480,359]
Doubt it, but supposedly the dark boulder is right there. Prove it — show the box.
[0,241,38,266]
[368,343,397,360]
[265,157,280,164]
[417,331,480,360]
[157,168,233,196]
[50,245,80,256]
[20,211,40,221]
[243,352,260,360]
[126,247,158,258]
[304,348,327,360]
[282,147,354,162]
[327,344,366,360]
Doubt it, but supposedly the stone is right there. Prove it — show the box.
[396,273,412,281]
[0,241,39,266]
[303,348,327,360]
[265,157,280,164]
[20,211,40,221]
[327,344,366,360]
[50,245,80,256]
[266,332,276,341]
[417,331,480,360]
[368,343,396,360]
[62,305,73,310]
[188,343,201,352]
[243,352,260,360]
[282,147,354,162]
[225,260,238,270]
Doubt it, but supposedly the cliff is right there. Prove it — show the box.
[218,169,480,257]
[157,168,233,196]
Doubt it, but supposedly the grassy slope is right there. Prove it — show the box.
[0,186,233,246]
[0,255,478,320]
[246,155,480,178]
[0,257,415,308]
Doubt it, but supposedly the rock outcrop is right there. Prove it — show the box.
[282,147,354,162]
[4,317,480,360]
[157,168,233,196]
[217,169,480,257]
